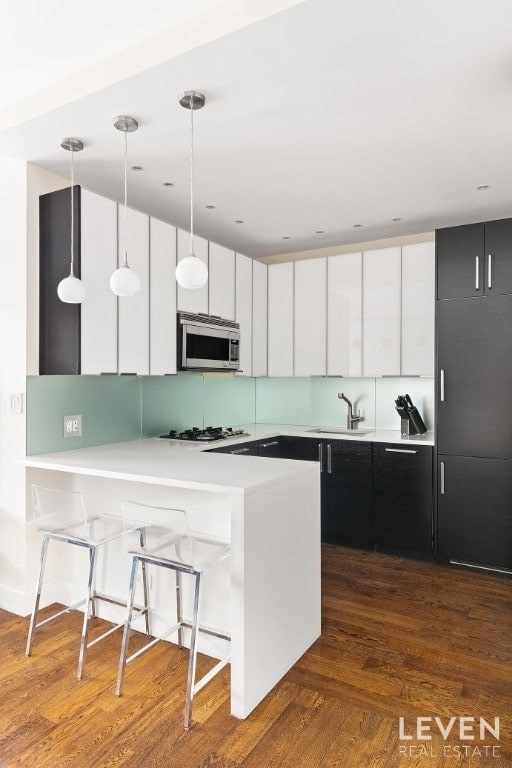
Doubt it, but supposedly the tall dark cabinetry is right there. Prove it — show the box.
[436,218,512,570]
[39,186,81,375]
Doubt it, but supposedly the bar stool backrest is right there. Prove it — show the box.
[30,485,87,533]
[121,501,195,567]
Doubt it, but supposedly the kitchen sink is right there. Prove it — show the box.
[307,428,375,436]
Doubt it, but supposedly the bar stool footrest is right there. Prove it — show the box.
[34,598,88,630]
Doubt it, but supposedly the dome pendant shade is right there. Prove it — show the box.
[176,254,208,289]
[110,265,141,297]
[57,274,87,303]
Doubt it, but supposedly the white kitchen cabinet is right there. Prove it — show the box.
[363,247,401,377]
[176,229,209,314]
[235,253,253,376]
[150,217,177,375]
[327,251,363,377]
[294,258,326,376]
[80,189,118,374]
[252,260,268,377]
[209,242,235,320]
[118,206,149,375]
[401,242,435,376]
[268,262,294,377]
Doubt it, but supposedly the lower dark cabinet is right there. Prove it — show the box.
[437,455,512,569]
[373,444,433,555]
[257,438,282,457]
[280,436,321,462]
[322,441,373,546]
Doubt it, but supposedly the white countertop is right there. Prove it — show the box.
[232,424,435,447]
[23,437,320,497]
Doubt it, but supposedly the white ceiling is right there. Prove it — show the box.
[2,0,512,258]
[0,0,224,109]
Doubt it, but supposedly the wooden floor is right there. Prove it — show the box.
[1,545,512,767]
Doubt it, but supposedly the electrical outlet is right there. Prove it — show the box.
[9,393,23,414]
[63,414,82,437]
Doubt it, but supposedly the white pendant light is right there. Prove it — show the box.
[57,138,86,304]
[176,90,208,290]
[110,115,140,297]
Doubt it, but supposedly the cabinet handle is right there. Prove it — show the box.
[475,255,480,290]
[488,253,492,289]
[231,447,250,454]
[440,461,445,494]
[327,444,332,474]
[440,369,445,402]
[318,443,323,471]
[260,441,279,448]
[384,448,417,454]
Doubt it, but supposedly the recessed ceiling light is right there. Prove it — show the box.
[162,181,174,187]
[282,236,291,240]
[477,184,490,191]
[353,223,362,228]
[316,230,325,234]
[131,165,143,171]
[206,205,216,209]
[392,217,401,222]
[235,220,244,224]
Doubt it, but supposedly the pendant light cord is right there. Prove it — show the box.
[124,130,129,268]
[190,101,195,257]
[70,149,74,277]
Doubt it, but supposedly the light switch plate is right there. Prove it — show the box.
[63,414,82,437]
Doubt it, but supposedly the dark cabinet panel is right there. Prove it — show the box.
[257,438,282,457]
[483,218,512,296]
[39,186,81,374]
[437,295,512,458]
[323,441,372,545]
[373,444,432,554]
[438,455,512,569]
[207,441,259,455]
[436,223,484,300]
[280,436,321,462]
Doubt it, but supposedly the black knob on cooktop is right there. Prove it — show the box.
[168,430,177,438]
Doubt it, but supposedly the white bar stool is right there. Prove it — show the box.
[26,485,150,680]
[115,500,231,730]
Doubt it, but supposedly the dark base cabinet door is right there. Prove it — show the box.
[280,436,321,462]
[323,441,372,546]
[373,444,433,555]
[438,455,512,569]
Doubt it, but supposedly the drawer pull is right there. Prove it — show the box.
[440,461,445,494]
[231,447,250,454]
[384,448,417,454]
[327,444,332,474]
[260,441,279,448]
[318,443,323,471]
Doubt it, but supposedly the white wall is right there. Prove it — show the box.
[0,155,28,612]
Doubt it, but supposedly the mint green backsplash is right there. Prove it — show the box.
[203,375,256,427]
[26,376,141,455]
[142,373,204,434]
[255,378,311,425]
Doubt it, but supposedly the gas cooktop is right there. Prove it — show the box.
[159,426,250,443]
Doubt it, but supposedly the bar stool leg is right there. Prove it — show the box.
[176,571,183,648]
[77,544,98,681]
[184,571,202,730]
[139,530,150,636]
[116,556,139,697]
[26,535,50,657]
[89,548,97,619]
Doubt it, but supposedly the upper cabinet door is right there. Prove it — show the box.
[294,258,326,376]
[176,229,208,314]
[150,218,176,375]
[327,252,362,377]
[484,218,512,296]
[436,223,484,300]
[209,242,235,320]
[235,253,253,376]
[118,206,149,375]
[268,262,294,377]
[80,189,118,374]
[252,260,268,377]
[363,247,401,377]
[401,242,435,376]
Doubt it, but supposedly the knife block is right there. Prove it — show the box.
[401,417,419,436]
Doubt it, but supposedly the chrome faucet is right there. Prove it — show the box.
[338,392,363,430]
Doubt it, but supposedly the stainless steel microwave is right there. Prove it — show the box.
[177,312,240,371]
